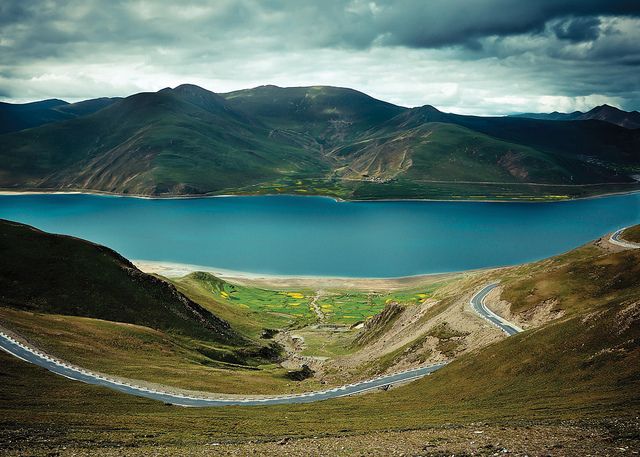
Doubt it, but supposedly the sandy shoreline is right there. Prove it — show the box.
[133,259,471,291]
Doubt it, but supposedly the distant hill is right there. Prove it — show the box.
[222,85,405,147]
[0,219,238,343]
[510,104,640,129]
[0,97,121,134]
[0,84,639,199]
[55,97,122,118]
[376,104,639,171]
[0,99,70,134]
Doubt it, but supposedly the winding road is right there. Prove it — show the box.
[0,329,445,406]
[469,283,523,336]
[609,227,640,249]
[0,284,521,406]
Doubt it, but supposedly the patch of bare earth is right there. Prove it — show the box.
[484,285,565,330]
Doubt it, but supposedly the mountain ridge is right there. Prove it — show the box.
[0,97,122,134]
[510,103,640,129]
[0,84,639,200]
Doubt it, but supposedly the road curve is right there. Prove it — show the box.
[0,328,445,407]
[0,284,520,407]
[470,283,523,336]
[609,227,640,249]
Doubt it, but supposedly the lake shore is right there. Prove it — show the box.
[2,185,640,204]
[133,259,473,291]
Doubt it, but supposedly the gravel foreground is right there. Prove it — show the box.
[3,419,639,456]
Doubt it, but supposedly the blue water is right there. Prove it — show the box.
[0,193,638,277]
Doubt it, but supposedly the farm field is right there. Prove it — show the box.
[173,272,446,327]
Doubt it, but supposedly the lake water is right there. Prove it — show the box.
[1,193,639,278]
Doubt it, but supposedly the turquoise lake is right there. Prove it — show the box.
[1,193,639,277]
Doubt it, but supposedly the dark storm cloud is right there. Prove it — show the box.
[552,16,602,42]
[0,0,639,112]
[3,1,639,57]
[367,0,639,49]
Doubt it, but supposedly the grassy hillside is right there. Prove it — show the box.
[501,245,640,317]
[0,85,329,195]
[222,85,405,145]
[1,84,639,200]
[0,219,237,343]
[622,225,640,243]
[0,307,311,395]
[331,122,585,183]
[0,231,638,453]
[384,105,640,177]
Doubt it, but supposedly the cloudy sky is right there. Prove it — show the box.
[1,0,639,114]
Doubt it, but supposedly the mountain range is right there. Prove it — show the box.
[1,84,638,200]
[510,104,640,129]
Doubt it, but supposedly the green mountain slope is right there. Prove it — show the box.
[331,121,606,184]
[0,84,639,199]
[0,84,329,195]
[0,99,71,134]
[54,97,122,118]
[222,85,405,147]
[0,219,238,343]
[383,105,640,173]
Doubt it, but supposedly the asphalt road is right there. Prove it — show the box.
[469,283,523,336]
[0,329,446,406]
[609,227,640,249]
[0,283,523,406]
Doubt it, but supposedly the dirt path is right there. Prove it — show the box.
[273,330,328,371]
[309,290,325,321]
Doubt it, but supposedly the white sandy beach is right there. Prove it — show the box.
[133,259,467,291]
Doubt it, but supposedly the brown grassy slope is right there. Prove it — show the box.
[623,225,640,243]
[0,290,637,448]
[1,235,639,450]
[0,308,317,395]
[500,241,640,317]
